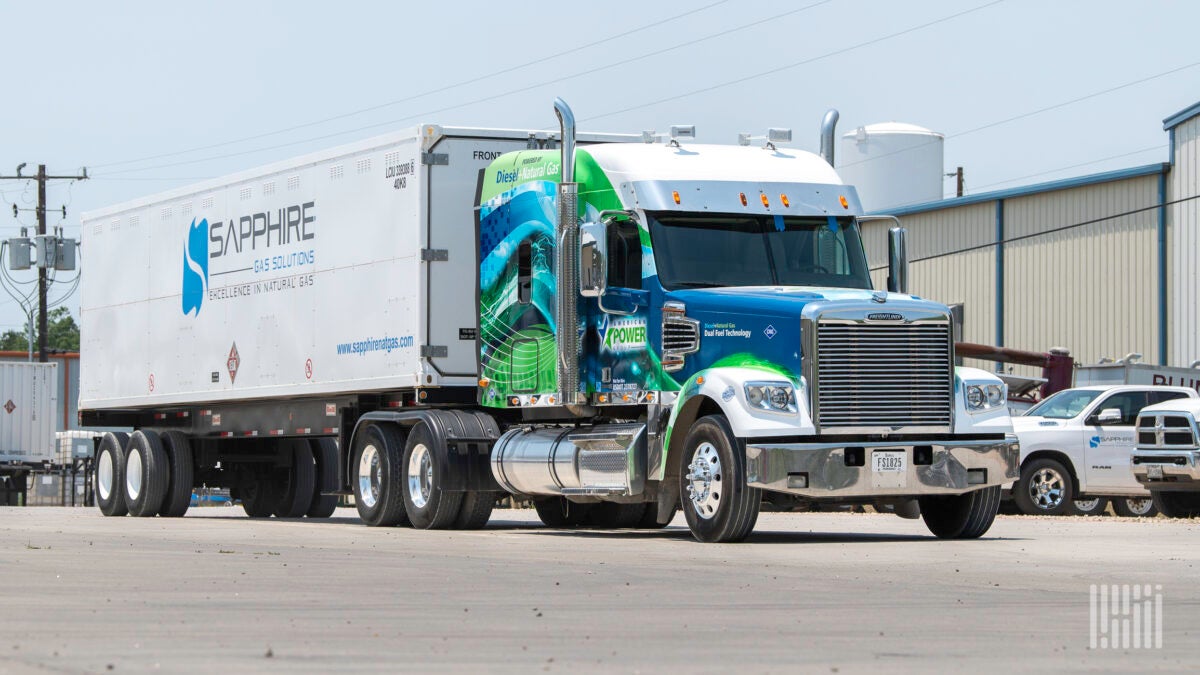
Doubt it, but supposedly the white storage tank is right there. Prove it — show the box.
[838,122,944,213]
[0,362,58,464]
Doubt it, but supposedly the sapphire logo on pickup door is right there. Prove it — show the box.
[182,218,210,316]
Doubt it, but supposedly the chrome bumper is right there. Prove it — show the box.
[1132,449,1200,490]
[745,435,1019,498]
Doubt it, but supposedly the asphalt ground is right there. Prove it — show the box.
[1,507,1197,674]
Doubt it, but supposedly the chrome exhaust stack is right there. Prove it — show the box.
[819,108,839,167]
[553,97,584,411]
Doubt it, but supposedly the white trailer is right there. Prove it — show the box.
[0,362,57,464]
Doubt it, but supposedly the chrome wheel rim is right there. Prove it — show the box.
[685,442,722,520]
[408,444,432,509]
[357,444,380,509]
[97,449,113,501]
[1125,498,1154,516]
[125,448,142,502]
[1074,498,1102,513]
[1029,468,1065,509]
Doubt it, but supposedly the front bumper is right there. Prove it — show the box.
[745,435,1019,498]
[1132,449,1200,491]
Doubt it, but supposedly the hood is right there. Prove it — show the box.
[667,286,917,315]
[1011,414,1068,431]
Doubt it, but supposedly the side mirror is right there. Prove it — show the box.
[579,221,607,298]
[1096,408,1123,424]
[887,226,908,294]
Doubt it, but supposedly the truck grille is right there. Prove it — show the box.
[815,321,953,429]
[1136,414,1198,447]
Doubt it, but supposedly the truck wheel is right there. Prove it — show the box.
[1152,492,1200,518]
[272,439,316,518]
[533,497,591,527]
[1114,497,1158,518]
[125,430,170,517]
[585,502,645,529]
[454,491,497,530]
[402,423,463,529]
[679,415,761,543]
[241,475,276,518]
[919,485,1001,539]
[353,423,409,527]
[1070,497,1108,516]
[306,438,339,518]
[95,432,130,517]
[1013,458,1075,516]
[637,502,676,529]
[158,431,194,517]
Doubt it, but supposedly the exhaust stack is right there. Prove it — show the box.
[819,109,839,167]
[553,98,582,408]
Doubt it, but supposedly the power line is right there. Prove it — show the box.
[90,0,735,171]
[968,144,1166,193]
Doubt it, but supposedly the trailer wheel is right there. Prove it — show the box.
[453,491,497,530]
[306,438,339,518]
[1152,491,1200,518]
[585,502,645,529]
[1114,497,1158,518]
[240,476,276,518]
[352,423,410,527]
[679,415,761,543]
[158,431,194,517]
[402,423,463,529]
[919,485,1001,539]
[1069,497,1108,516]
[95,432,130,517]
[125,431,170,517]
[637,502,676,529]
[533,497,592,527]
[1013,457,1075,516]
[272,439,316,518]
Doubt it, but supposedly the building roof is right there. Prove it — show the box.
[1163,100,1200,131]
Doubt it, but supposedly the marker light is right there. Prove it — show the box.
[739,193,748,207]
[697,376,706,385]
[780,194,790,208]
[839,195,849,209]
[672,190,681,205]
[760,193,770,208]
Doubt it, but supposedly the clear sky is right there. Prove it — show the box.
[2,0,1198,334]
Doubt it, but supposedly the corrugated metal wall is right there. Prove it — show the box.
[1169,115,1200,365]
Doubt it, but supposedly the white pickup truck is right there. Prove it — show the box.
[1009,385,1197,516]
[1132,397,1200,517]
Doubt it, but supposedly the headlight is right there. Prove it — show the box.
[744,381,797,414]
[964,383,1006,413]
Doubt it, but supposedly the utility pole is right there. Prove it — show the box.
[1,163,89,362]
[944,166,965,198]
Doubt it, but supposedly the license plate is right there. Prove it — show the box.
[871,450,907,489]
[1147,465,1164,480]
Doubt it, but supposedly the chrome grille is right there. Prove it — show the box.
[662,302,700,373]
[815,321,953,429]
[1136,414,1198,448]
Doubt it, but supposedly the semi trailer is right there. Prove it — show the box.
[80,99,1018,542]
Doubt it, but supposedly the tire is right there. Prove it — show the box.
[95,432,130,517]
[1013,457,1075,516]
[306,438,339,518]
[637,502,676,529]
[1069,497,1109,517]
[240,475,276,518]
[678,415,761,543]
[1152,491,1200,518]
[584,502,646,529]
[533,497,591,527]
[1114,496,1158,518]
[352,423,409,527]
[273,439,317,518]
[454,491,497,530]
[402,423,462,529]
[919,485,1001,539]
[125,430,170,517]
[158,431,194,517]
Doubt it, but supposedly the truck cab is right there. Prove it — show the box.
[1010,384,1196,516]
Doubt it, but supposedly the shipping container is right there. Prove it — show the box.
[0,362,58,464]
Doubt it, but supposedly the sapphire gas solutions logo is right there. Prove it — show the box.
[182,218,209,316]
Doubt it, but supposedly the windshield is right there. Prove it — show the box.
[1024,389,1102,419]
[647,213,873,290]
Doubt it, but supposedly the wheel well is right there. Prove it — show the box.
[663,395,722,484]
[1021,450,1080,493]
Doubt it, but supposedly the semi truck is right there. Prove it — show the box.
[79,99,1019,542]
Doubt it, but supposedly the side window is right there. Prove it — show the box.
[1148,390,1192,406]
[1093,392,1150,426]
[517,240,532,305]
[607,221,642,289]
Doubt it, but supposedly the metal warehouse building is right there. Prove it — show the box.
[859,100,1200,374]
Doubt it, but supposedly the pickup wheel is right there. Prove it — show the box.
[1114,497,1157,517]
[95,432,130,517]
[533,497,591,527]
[158,431,194,517]
[125,430,170,518]
[306,438,339,518]
[272,439,316,518]
[1152,492,1200,518]
[1070,497,1108,516]
[353,423,410,527]
[679,415,761,543]
[919,485,1001,539]
[1014,458,1075,516]
[402,422,462,529]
